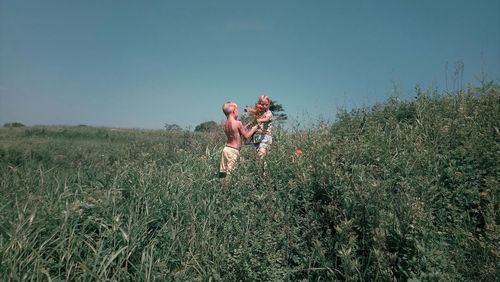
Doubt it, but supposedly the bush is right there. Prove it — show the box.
[195,121,220,132]
[3,122,25,128]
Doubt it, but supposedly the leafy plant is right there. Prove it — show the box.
[0,84,498,280]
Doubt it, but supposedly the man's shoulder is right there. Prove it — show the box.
[226,119,242,128]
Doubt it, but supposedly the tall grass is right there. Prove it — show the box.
[1,85,498,280]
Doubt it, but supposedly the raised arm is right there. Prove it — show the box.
[256,116,272,123]
[239,122,257,141]
[256,111,273,123]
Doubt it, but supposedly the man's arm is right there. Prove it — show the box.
[256,112,272,123]
[239,122,257,141]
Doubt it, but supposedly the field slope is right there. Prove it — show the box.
[1,85,499,281]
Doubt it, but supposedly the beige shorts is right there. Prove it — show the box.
[220,146,240,174]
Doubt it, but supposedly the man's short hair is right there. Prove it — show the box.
[222,101,237,116]
[259,95,270,104]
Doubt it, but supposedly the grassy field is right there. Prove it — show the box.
[1,85,499,281]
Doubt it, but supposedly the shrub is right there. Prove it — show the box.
[3,122,25,128]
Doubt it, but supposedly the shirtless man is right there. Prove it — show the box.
[219,101,257,183]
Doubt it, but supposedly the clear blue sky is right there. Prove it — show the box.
[1,0,499,129]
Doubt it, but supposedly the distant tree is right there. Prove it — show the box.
[269,99,287,124]
[164,123,183,131]
[3,122,25,128]
[194,121,220,132]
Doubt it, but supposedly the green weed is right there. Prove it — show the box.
[0,85,498,281]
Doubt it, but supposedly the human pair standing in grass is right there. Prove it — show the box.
[219,96,273,183]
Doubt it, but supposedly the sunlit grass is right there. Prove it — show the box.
[1,85,498,280]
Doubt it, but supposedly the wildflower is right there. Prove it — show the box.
[295,149,303,155]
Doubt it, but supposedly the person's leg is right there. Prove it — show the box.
[257,135,271,159]
[219,146,239,188]
[219,172,229,188]
[257,141,270,176]
[219,147,231,188]
[257,147,267,159]
[219,152,228,188]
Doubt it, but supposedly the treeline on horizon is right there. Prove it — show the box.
[0,82,498,281]
[3,98,288,132]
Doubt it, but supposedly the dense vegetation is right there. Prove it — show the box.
[1,85,498,281]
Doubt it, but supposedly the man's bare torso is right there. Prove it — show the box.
[224,118,242,149]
